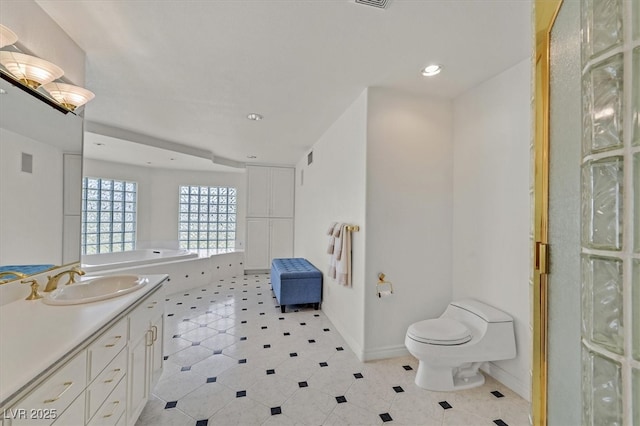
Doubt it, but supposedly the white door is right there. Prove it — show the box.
[245,218,270,269]
[246,166,270,217]
[270,219,293,261]
[269,168,294,218]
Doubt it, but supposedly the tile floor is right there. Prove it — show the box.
[136,273,530,426]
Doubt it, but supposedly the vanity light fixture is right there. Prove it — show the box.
[0,51,64,89]
[247,113,263,121]
[421,64,442,77]
[0,25,18,48]
[0,24,95,114]
[42,82,95,112]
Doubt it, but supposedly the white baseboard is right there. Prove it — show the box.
[482,362,530,401]
[362,344,409,361]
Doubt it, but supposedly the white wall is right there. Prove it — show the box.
[452,59,531,399]
[364,88,453,360]
[294,90,368,357]
[83,159,247,251]
[0,129,63,265]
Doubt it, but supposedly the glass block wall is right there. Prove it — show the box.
[581,0,639,424]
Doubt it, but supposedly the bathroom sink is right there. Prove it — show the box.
[42,275,149,305]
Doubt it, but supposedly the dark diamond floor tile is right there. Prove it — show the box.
[439,401,452,410]
[393,386,404,393]
[379,413,393,422]
[284,332,290,336]
[336,347,344,351]
[308,339,316,343]
[239,359,247,364]
[290,353,298,357]
[207,377,217,383]
[403,365,413,371]
[266,369,275,375]
[236,390,246,398]
[335,396,347,403]
[240,337,247,341]
[491,390,505,398]
[354,373,363,379]
[270,407,282,415]
[319,362,328,367]
[213,350,223,355]
[298,381,308,388]
[181,366,191,372]
[165,401,178,409]
[494,420,509,426]
[264,344,271,348]
[195,420,208,426]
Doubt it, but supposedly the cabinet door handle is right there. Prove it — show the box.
[103,400,120,418]
[105,335,122,348]
[104,368,122,383]
[43,381,73,403]
[151,325,158,342]
[146,330,153,347]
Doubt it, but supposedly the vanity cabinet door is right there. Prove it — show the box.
[149,315,164,390]
[126,330,150,426]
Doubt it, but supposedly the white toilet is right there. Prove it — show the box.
[404,299,516,391]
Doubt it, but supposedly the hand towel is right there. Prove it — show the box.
[336,223,351,286]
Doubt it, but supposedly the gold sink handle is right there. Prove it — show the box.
[21,278,43,300]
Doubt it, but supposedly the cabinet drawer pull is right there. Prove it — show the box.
[103,400,120,418]
[43,381,73,403]
[104,368,122,383]
[105,336,122,348]
[146,330,153,347]
[151,325,158,342]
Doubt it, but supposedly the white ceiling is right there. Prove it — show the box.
[37,0,531,170]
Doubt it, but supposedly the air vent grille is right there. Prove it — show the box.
[353,0,391,10]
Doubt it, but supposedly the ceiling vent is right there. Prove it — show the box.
[352,0,392,10]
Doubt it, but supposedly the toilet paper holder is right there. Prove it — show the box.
[376,273,394,298]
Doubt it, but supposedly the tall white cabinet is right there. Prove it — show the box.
[245,166,294,270]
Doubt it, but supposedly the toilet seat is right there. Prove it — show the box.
[407,318,472,345]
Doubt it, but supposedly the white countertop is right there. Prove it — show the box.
[0,274,168,406]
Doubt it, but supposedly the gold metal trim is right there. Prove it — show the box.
[533,1,563,425]
[346,225,360,232]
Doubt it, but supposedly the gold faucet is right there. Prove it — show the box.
[0,271,28,283]
[44,267,86,292]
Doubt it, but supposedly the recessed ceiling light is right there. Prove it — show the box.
[421,64,442,77]
[170,158,175,161]
[247,155,257,159]
[0,88,6,95]
[247,113,263,121]
[94,142,105,146]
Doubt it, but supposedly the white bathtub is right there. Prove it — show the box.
[81,249,198,273]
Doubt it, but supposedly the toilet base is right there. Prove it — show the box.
[414,361,485,391]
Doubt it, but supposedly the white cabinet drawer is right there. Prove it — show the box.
[12,351,87,425]
[88,319,127,382]
[87,377,126,426]
[51,391,85,426]
[86,348,127,421]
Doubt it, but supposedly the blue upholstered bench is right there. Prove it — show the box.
[271,258,322,313]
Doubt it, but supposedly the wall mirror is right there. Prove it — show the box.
[0,77,84,283]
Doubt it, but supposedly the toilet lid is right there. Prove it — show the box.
[407,318,472,345]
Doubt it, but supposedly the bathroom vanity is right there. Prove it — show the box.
[0,274,167,426]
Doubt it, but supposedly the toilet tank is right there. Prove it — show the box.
[443,299,516,359]
[450,299,514,323]
[442,299,514,333]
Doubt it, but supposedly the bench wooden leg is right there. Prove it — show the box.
[281,305,286,313]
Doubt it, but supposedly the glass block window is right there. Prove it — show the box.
[82,177,137,255]
[178,186,236,251]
